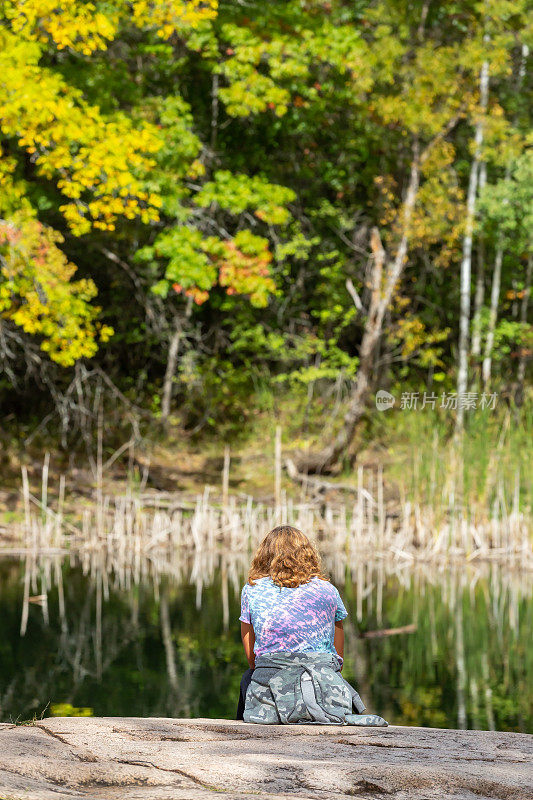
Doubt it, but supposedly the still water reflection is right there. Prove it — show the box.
[0,557,531,732]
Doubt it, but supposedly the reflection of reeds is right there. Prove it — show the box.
[12,547,531,730]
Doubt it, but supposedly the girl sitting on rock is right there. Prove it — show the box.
[236,525,386,726]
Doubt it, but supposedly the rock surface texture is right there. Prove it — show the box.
[0,717,531,800]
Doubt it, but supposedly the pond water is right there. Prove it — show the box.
[0,556,531,732]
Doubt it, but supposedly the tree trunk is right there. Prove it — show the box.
[161,316,183,422]
[292,111,463,475]
[210,72,219,151]
[457,59,489,429]
[481,241,504,389]
[295,146,420,473]
[471,161,487,359]
[161,298,192,422]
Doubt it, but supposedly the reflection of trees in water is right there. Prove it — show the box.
[342,564,531,732]
[0,554,531,731]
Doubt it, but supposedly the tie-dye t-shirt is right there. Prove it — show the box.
[239,576,348,663]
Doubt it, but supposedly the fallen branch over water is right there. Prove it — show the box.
[360,623,417,639]
[285,458,376,503]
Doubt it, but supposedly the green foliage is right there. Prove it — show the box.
[194,171,295,225]
[479,150,533,249]
[146,227,217,299]
[140,227,275,307]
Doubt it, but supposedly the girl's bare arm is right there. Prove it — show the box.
[241,621,255,669]
[334,621,344,666]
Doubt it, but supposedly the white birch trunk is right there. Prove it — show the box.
[471,161,487,359]
[479,46,528,391]
[456,58,489,429]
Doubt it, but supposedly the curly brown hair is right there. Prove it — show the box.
[248,525,328,588]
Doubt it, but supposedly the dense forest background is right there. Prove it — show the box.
[0,0,531,497]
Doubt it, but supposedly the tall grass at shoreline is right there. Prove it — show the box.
[5,452,531,567]
[364,403,532,524]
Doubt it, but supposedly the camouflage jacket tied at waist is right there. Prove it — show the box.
[243,651,387,726]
